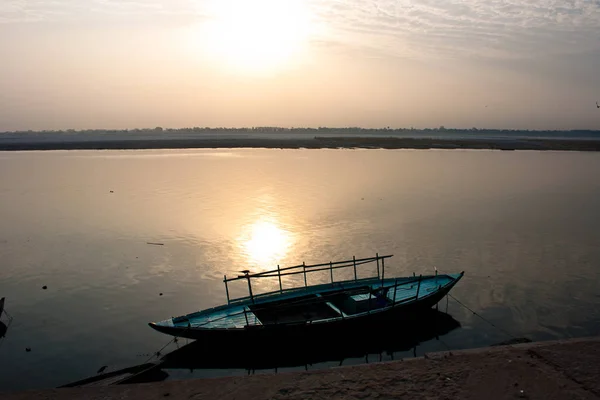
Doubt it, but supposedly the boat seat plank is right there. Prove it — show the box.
[324,301,346,317]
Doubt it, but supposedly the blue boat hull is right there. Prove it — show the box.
[148,274,462,341]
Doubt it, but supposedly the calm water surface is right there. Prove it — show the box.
[1,149,600,391]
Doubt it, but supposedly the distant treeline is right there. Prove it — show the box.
[2,126,600,135]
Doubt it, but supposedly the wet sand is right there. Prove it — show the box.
[4,336,600,399]
[1,136,600,151]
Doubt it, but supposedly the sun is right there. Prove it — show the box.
[190,0,313,73]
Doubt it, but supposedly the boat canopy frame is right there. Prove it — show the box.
[223,253,393,305]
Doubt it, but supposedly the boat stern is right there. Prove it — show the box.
[447,271,465,282]
[442,272,464,293]
[150,318,174,328]
[148,318,176,334]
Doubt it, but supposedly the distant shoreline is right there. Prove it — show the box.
[1,136,600,151]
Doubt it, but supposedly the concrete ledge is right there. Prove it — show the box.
[4,337,600,399]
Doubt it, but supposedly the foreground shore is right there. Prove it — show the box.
[1,136,600,151]
[5,336,600,399]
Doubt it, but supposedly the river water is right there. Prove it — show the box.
[1,148,599,391]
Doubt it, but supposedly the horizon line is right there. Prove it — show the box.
[3,127,600,134]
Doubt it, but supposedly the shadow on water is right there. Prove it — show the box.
[1,297,12,342]
[160,308,460,371]
[61,309,460,387]
[0,321,7,339]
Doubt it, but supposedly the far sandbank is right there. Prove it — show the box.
[1,136,600,151]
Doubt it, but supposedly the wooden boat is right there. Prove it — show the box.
[148,254,464,341]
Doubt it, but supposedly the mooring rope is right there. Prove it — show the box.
[448,293,518,341]
[436,335,452,352]
[141,320,197,365]
[141,337,178,365]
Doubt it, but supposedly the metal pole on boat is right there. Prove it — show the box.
[303,262,307,287]
[224,275,230,305]
[243,307,249,326]
[245,272,254,303]
[277,264,283,293]
[353,256,357,281]
[376,253,380,278]
[330,261,334,283]
[393,278,397,306]
[381,256,385,287]
[416,275,422,299]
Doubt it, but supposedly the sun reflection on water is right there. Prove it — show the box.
[238,217,293,268]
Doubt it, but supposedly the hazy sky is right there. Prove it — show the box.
[1,0,600,131]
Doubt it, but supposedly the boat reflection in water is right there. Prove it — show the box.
[1,297,12,340]
[60,308,460,387]
[159,308,460,372]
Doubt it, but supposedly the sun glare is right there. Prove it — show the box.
[239,218,292,266]
[190,0,313,73]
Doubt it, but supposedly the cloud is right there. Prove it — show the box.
[0,0,48,23]
[2,0,600,63]
[307,0,600,60]
[0,0,197,24]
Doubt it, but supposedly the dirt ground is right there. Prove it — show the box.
[4,337,600,400]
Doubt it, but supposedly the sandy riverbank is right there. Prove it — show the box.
[4,336,600,399]
[1,136,600,151]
